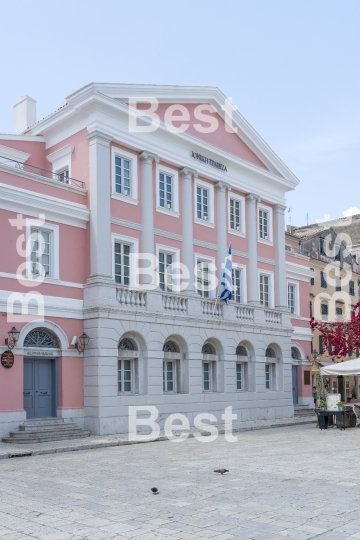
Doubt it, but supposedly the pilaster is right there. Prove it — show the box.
[245,193,261,304]
[180,167,198,294]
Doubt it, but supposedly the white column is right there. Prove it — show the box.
[140,151,159,285]
[274,203,287,309]
[246,193,260,304]
[88,130,112,278]
[180,167,197,294]
[215,181,231,277]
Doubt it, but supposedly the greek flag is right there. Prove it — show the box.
[218,245,232,304]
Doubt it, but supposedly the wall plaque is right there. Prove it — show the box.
[26,351,54,356]
[1,350,14,368]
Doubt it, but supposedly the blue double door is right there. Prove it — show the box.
[23,358,56,419]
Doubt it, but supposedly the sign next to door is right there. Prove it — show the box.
[1,350,14,368]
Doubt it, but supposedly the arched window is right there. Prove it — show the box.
[163,341,179,353]
[291,347,301,360]
[23,328,60,348]
[118,338,136,351]
[202,343,215,355]
[265,347,276,358]
[236,345,247,356]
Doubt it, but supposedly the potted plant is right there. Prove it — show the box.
[319,400,327,410]
[337,401,344,411]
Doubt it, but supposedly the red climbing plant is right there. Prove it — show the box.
[311,301,360,359]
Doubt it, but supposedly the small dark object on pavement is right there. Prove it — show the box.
[214,469,229,475]
[151,487,159,494]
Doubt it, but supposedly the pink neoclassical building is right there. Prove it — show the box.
[0,85,312,439]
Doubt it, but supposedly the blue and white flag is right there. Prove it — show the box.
[218,245,232,304]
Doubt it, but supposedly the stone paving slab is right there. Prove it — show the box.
[0,416,315,459]
[0,423,359,539]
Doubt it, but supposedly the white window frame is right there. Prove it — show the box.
[25,219,59,280]
[194,179,214,227]
[232,263,247,304]
[236,362,245,391]
[118,358,135,394]
[228,192,246,237]
[202,361,214,392]
[265,363,274,390]
[258,270,274,308]
[163,359,177,393]
[195,253,217,299]
[156,244,180,292]
[111,233,139,287]
[156,163,179,216]
[287,280,299,316]
[111,146,138,205]
[46,144,74,180]
[258,203,273,244]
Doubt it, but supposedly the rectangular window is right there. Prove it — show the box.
[319,336,325,354]
[30,229,51,277]
[259,209,269,240]
[230,198,241,231]
[319,238,325,256]
[159,173,172,209]
[197,260,211,298]
[197,186,209,221]
[118,359,132,393]
[57,168,69,183]
[336,306,343,322]
[321,303,328,321]
[236,363,243,390]
[288,284,295,314]
[349,280,355,296]
[159,251,174,292]
[310,268,314,286]
[114,242,130,285]
[163,361,174,392]
[259,274,269,307]
[310,301,312,318]
[265,364,271,389]
[320,271,327,288]
[232,268,242,303]
[115,156,131,196]
[203,362,211,391]
[336,276,341,291]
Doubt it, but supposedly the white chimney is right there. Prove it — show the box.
[14,96,37,134]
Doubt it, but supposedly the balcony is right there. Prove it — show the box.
[109,286,289,328]
[0,155,85,190]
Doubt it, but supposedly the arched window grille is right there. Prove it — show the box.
[118,338,136,351]
[163,341,179,353]
[265,347,276,358]
[23,328,60,348]
[236,345,247,356]
[202,343,215,355]
[291,347,301,360]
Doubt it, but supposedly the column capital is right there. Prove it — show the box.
[273,203,287,214]
[140,151,159,164]
[87,129,112,145]
[246,193,261,203]
[180,167,198,179]
[215,181,231,192]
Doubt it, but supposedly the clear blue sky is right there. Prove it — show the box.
[1,0,359,227]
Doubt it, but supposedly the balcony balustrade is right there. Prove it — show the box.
[0,155,85,189]
[111,286,290,328]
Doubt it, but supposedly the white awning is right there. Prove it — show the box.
[320,358,360,376]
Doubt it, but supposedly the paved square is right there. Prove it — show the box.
[0,424,359,539]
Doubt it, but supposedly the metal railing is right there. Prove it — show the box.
[0,155,85,189]
[285,245,308,256]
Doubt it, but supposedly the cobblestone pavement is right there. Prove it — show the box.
[0,424,359,540]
